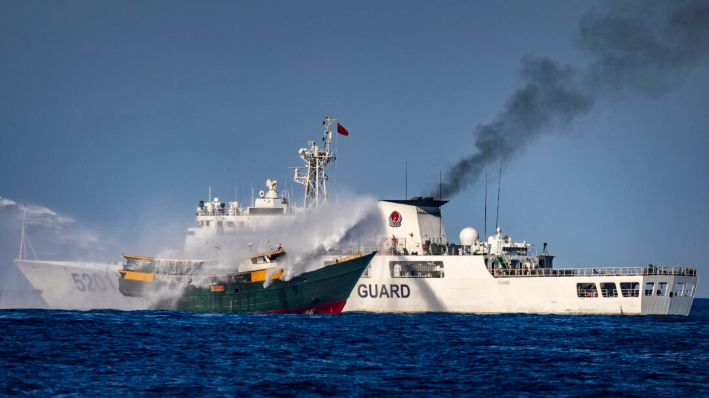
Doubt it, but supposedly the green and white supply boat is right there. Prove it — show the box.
[118,249,376,314]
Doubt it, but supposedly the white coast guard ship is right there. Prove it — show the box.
[13,209,144,310]
[342,198,698,315]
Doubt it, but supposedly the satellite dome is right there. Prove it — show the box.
[459,227,479,246]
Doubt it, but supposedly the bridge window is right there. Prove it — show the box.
[577,283,598,298]
[674,283,684,297]
[657,282,667,296]
[187,231,195,236]
[620,282,640,297]
[600,283,618,297]
[645,283,654,296]
[390,261,444,278]
[685,283,694,297]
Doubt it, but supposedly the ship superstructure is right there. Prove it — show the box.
[342,199,698,315]
[185,117,338,257]
[184,179,303,257]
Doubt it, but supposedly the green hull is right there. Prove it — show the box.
[119,252,376,314]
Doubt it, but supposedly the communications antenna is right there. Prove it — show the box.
[484,172,487,241]
[292,117,337,210]
[495,157,502,229]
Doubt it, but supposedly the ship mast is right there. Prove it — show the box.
[17,204,38,260]
[19,205,25,260]
[293,117,336,210]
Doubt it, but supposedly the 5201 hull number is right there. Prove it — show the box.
[71,273,117,293]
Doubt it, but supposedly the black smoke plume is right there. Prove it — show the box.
[436,0,709,199]
[437,57,593,198]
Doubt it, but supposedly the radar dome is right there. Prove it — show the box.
[459,227,479,246]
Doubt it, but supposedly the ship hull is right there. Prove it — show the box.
[119,252,376,313]
[343,254,698,316]
[13,259,146,311]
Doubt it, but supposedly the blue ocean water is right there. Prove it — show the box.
[2,300,708,397]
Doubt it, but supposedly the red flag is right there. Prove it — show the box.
[337,123,349,136]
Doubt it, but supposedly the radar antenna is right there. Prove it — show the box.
[292,117,337,210]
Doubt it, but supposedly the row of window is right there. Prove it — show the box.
[577,282,695,298]
[390,261,445,279]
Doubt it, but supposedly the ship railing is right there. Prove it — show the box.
[526,248,552,256]
[375,237,410,255]
[493,266,698,278]
[577,289,645,298]
[359,245,416,256]
[326,251,363,266]
[358,246,384,256]
[577,289,599,298]
[620,289,641,297]
[197,209,240,217]
[357,244,440,256]
[642,266,697,276]
[196,206,301,217]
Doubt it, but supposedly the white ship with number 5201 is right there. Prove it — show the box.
[13,207,144,310]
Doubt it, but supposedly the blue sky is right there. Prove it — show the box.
[1,1,708,297]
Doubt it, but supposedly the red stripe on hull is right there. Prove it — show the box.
[257,300,347,314]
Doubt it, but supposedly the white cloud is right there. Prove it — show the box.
[0,195,112,261]
[0,197,17,207]
[0,196,75,228]
[24,205,57,217]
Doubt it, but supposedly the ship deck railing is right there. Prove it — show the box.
[576,288,696,298]
[326,251,363,266]
[575,288,644,297]
[492,266,697,278]
[195,207,303,217]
